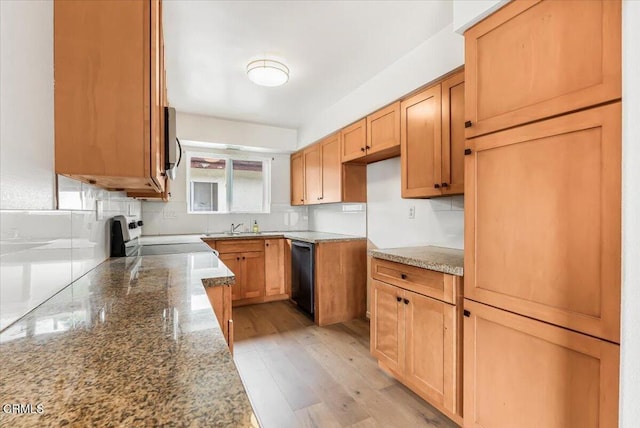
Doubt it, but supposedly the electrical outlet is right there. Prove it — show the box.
[163,209,177,219]
[408,206,415,219]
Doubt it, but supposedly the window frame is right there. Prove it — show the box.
[186,150,271,214]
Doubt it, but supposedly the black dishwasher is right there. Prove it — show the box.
[291,240,315,318]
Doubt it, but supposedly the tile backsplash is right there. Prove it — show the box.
[0,176,140,331]
[141,202,308,235]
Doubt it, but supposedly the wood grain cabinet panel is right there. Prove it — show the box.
[341,119,367,162]
[463,300,619,428]
[219,253,243,301]
[366,101,401,162]
[464,103,621,342]
[371,279,403,374]
[205,284,233,351]
[401,85,442,198]
[401,70,465,199]
[371,261,463,425]
[320,133,342,203]
[290,152,305,206]
[54,0,166,192]
[464,0,621,138]
[304,145,322,204]
[265,239,286,297]
[242,252,265,300]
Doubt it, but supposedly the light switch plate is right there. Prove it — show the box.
[408,206,415,219]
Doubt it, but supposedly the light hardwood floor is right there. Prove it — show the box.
[233,301,459,428]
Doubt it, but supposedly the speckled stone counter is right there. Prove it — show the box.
[369,246,464,276]
[143,231,366,246]
[0,252,258,427]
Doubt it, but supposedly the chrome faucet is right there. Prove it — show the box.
[230,223,244,233]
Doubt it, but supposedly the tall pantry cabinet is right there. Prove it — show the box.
[463,1,622,427]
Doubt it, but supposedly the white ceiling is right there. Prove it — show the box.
[163,1,453,130]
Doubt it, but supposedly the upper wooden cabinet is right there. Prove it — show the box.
[341,104,401,164]
[464,300,619,428]
[55,0,166,192]
[290,152,305,206]
[341,119,367,162]
[464,103,621,343]
[464,0,621,138]
[401,70,465,199]
[293,135,366,206]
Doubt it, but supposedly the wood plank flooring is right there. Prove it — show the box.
[233,301,458,428]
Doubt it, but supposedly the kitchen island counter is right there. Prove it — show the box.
[0,251,257,427]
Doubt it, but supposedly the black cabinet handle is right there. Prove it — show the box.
[366,145,371,150]
[464,148,472,156]
[442,182,448,188]
[465,120,472,128]
[236,257,240,261]
[266,243,269,247]
[396,296,402,302]
[463,310,471,317]
[403,298,409,305]
[319,196,323,200]
[401,273,407,280]
[301,199,304,202]
[360,147,365,152]
[434,184,441,189]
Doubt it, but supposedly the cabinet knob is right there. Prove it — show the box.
[236,257,240,261]
[365,146,371,150]
[396,296,402,302]
[301,199,304,202]
[360,147,365,152]
[242,256,246,260]
[465,120,472,128]
[401,273,407,280]
[266,243,269,247]
[403,298,409,305]
[434,183,441,189]
[442,182,448,188]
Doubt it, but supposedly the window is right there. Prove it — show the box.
[187,151,270,214]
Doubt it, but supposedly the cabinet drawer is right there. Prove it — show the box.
[216,239,264,254]
[371,258,458,304]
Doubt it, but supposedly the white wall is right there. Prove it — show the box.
[366,158,464,250]
[297,23,464,148]
[308,203,366,236]
[142,145,308,235]
[452,0,510,33]
[0,0,54,210]
[0,1,140,330]
[620,1,640,426]
[177,112,298,152]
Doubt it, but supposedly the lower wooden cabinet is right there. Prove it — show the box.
[371,276,462,425]
[463,299,619,428]
[265,238,287,297]
[204,284,233,353]
[204,238,289,306]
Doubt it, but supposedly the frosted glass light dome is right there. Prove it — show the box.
[247,59,289,87]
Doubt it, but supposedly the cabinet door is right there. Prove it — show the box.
[465,103,621,342]
[290,152,305,206]
[404,290,458,416]
[441,71,465,195]
[341,118,367,163]
[219,253,243,301]
[320,134,342,203]
[264,239,286,296]
[401,85,442,198]
[371,280,403,373]
[367,102,400,157]
[242,251,265,299]
[304,145,322,204]
[464,300,619,428]
[464,0,621,138]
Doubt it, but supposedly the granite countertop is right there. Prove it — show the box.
[369,246,464,276]
[142,231,366,245]
[0,251,258,427]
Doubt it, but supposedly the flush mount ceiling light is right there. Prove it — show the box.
[246,59,289,87]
